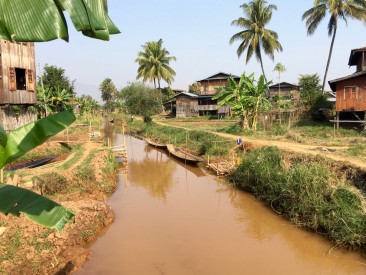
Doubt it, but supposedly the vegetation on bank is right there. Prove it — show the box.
[127,119,234,158]
[230,146,366,252]
[128,117,366,253]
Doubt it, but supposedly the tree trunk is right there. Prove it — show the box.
[322,25,337,94]
[153,78,157,89]
[258,52,267,82]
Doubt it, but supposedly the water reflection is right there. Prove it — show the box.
[78,134,366,275]
[128,146,175,199]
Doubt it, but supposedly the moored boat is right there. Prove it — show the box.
[145,138,167,149]
[166,144,203,163]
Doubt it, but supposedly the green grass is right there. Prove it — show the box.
[229,146,366,251]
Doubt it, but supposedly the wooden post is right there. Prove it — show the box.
[336,112,339,130]
[0,169,3,183]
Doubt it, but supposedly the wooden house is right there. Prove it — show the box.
[165,73,238,118]
[197,72,240,95]
[328,47,366,127]
[268,82,300,100]
[0,40,37,131]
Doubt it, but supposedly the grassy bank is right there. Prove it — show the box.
[129,117,366,253]
[128,119,234,159]
[230,146,366,252]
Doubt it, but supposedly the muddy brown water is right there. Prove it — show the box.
[78,132,366,275]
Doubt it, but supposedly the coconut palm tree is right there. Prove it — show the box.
[273,62,286,96]
[302,0,366,93]
[230,0,283,82]
[135,39,177,89]
[0,0,120,42]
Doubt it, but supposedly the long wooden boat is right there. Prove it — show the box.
[166,144,203,163]
[5,155,58,171]
[145,138,167,149]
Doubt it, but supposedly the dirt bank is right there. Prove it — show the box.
[0,133,118,274]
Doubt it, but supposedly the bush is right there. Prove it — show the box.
[229,147,366,250]
[33,172,67,195]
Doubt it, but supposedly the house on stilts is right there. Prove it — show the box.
[329,47,366,129]
[0,40,37,131]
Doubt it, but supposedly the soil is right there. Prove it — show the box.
[0,131,118,274]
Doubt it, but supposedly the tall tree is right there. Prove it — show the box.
[230,0,283,82]
[302,0,366,93]
[119,82,163,122]
[0,0,120,42]
[100,78,117,112]
[273,62,286,95]
[39,64,75,96]
[135,39,177,89]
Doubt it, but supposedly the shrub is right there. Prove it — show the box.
[33,172,67,195]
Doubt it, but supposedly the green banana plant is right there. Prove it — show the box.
[0,0,120,42]
[0,110,76,231]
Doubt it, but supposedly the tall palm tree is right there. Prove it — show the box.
[230,0,283,82]
[302,0,366,93]
[273,62,286,95]
[135,39,177,89]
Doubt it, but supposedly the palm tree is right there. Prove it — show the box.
[135,39,177,89]
[230,0,283,82]
[273,62,286,96]
[0,0,120,42]
[302,0,366,93]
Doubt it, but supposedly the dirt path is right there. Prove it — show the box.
[155,121,366,169]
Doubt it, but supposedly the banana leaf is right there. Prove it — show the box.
[0,110,76,231]
[0,110,76,168]
[0,183,74,231]
[0,0,120,42]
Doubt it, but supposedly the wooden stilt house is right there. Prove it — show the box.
[0,40,37,131]
[328,47,366,128]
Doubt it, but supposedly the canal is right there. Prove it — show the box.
[78,133,366,274]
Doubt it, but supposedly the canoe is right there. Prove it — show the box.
[5,155,58,171]
[145,138,167,149]
[166,144,203,163]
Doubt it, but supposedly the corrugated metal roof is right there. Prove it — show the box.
[197,72,240,82]
[328,71,366,91]
[348,47,366,66]
[269,82,299,89]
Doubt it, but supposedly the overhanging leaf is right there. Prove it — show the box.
[0,183,74,231]
[0,0,120,42]
[0,126,7,149]
[0,110,76,168]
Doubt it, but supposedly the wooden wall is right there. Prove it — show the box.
[0,106,37,131]
[198,79,228,95]
[176,95,198,117]
[335,76,366,111]
[0,40,36,104]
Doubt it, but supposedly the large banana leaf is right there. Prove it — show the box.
[0,184,74,231]
[0,0,120,42]
[0,110,76,231]
[0,110,76,168]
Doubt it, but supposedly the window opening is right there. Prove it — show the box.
[15,68,26,90]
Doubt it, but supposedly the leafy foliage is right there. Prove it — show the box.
[100,78,117,112]
[213,73,271,131]
[0,111,76,230]
[230,0,282,81]
[136,39,176,89]
[0,0,120,42]
[119,82,162,121]
[39,64,75,96]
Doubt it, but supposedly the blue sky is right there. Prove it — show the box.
[35,0,366,101]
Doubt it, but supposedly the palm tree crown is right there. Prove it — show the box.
[230,0,283,82]
[302,0,366,92]
[136,39,176,89]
